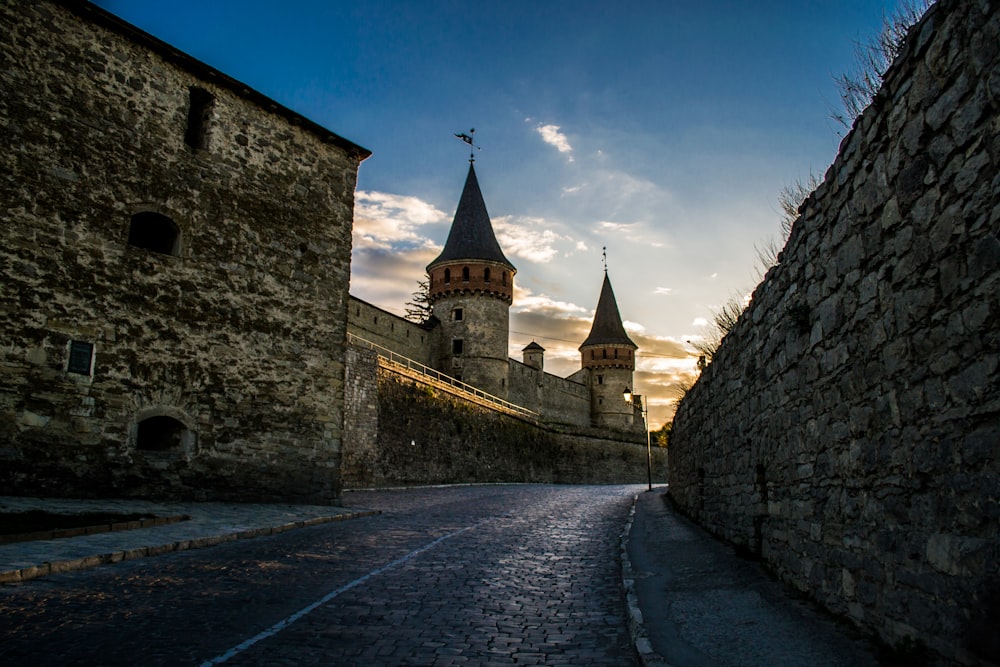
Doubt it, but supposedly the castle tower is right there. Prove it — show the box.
[579,272,638,429]
[522,341,545,372]
[427,163,516,398]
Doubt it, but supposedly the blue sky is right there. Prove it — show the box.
[97,1,902,427]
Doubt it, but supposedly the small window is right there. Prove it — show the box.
[614,349,619,359]
[502,271,508,286]
[128,212,180,256]
[597,375,604,385]
[453,339,464,354]
[591,350,595,360]
[453,308,463,321]
[484,268,491,283]
[67,340,94,375]
[462,267,470,282]
[602,349,607,359]
[444,268,452,284]
[185,86,214,150]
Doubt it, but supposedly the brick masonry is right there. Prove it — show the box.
[668,1,999,663]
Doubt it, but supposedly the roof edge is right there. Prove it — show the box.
[60,0,372,161]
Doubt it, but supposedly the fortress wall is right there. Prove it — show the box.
[668,1,999,662]
[508,360,591,428]
[0,0,364,503]
[347,296,435,365]
[341,360,658,488]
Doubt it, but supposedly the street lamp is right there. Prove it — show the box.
[624,387,652,490]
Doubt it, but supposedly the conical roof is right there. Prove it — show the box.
[522,341,545,352]
[580,273,637,349]
[427,163,515,271]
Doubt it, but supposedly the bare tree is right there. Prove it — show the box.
[832,0,935,129]
[404,278,433,324]
[690,293,748,362]
[755,171,824,279]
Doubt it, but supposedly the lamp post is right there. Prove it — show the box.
[624,387,652,490]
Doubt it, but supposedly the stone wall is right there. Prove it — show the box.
[347,296,435,365]
[341,357,661,489]
[508,359,591,428]
[0,0,367,503]
[668,1,999,664]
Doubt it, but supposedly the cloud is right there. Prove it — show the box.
[353,190,449,248]
[595,220,667,249]
[350,190,450,308]
[534,123,574,161]
[653,287,673,295]
[493,216,572,264]
[692,317,709,327]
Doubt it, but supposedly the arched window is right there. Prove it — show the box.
[484,268,491,283]
[462,266,470,282]
[128,212,179,256]
[502,271,508,286]
[136,415,187,451]
[614,349,619,359]
[602,349,607,359]
[444,268,451,284]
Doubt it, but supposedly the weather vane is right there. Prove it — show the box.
[454,128,480,163]
[602,246,608,274]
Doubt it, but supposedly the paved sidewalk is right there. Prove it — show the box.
[0,495,376,584]
[623,487,883,667]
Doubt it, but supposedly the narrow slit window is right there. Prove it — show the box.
[444,268,452,284]
[185,86,214,150]
[484,268,491,283]
[462,266,470,282]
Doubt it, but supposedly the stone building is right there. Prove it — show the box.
[0,0,369,503]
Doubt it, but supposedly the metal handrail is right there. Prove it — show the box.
[347,332,539,419]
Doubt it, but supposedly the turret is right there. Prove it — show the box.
[579,272,637,429]
[522,341,545,372]
[427,163,515,398]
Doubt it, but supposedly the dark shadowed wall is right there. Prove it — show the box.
[669,1,999,664]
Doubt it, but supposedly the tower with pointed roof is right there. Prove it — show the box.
[427,163,516,398]
[579,272,638,429]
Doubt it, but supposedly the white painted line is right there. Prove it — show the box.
[200,526,473,665]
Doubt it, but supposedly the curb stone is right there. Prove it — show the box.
[0,509,379,584]
[621,493,673,667]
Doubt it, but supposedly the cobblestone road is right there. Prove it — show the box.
[0,485,641,666]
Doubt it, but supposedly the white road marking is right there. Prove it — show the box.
[200,526,473,665]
